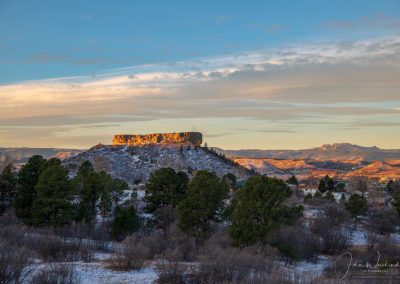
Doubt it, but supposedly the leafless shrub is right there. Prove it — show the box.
[365,231,380,251]
[311,216,350,255]
[0,211,21,226]
[154,204,177,230]
[367,208,398,234]
[347,176,369,193]
[31,264,79,284]
[0,240,33,284]
[193,240,277,283]
[266,269,322,284]
[274,225,322,263]
[110,234,154,270]
[162,224,196,262]
[375,235,400,262]
[156,260,186,284]
[324,204,350,226]
[25,234,93,262]
[0,224,29,247]
[56,221,93,240]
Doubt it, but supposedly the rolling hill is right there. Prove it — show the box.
[217,143,400,161]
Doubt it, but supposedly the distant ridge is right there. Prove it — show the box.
[0,147,84,164]
[348,161,400,178]
[217,143,400,161]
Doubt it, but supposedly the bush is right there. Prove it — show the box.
[0,240,33,284]
[323,204,350,226]
[311,216,350,255]
[193,244,276,283]
[162,224,196,262]
[353,233,400,268]
[156,260,186,284]
[368,208,398,234]
[273,225,322,263]
[111,236,152,270]
[111,206,140,241]
[31,264,79,284]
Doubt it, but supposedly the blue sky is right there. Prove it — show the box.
[1,0,399,83]
[0,1,399,149]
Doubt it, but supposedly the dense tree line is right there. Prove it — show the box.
[0,156,131,234]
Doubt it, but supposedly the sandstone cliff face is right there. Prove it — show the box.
[112,132,203,146]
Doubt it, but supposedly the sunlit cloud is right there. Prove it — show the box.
[0,36,399,148]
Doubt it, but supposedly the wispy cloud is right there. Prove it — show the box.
[1,36,399,148]
[324,13,400,32]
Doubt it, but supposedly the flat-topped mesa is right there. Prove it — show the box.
[112,132,203,146]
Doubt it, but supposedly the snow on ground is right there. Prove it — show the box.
[349,227,400,246]
[77,262,158,284]
[350,228,368,245]
[280,256,329,277]
[136,189,146,199]
[294,259,328,276]
[23,261,158,284]
[303,209,323,219]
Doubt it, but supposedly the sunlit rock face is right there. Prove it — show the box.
[112,132,203,146]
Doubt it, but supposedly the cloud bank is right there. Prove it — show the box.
[1,36,399,149]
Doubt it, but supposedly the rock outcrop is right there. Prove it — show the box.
[112,132,203,146]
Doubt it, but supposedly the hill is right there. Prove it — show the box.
[0,147,83,165]
[217,143,400,161]
[64,144,250,185]
[348,161,400,178]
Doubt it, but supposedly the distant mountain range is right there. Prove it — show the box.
[216,143,400,161]
[2,143,400,180]
[0,147,84,164]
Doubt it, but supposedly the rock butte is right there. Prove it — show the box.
[112,132,203,146]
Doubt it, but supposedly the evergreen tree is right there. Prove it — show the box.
[97,171,127,216]
[326,176,335,191]
[304,193,313,204]
[177,171,228,240]
[324,191,335,202]
[111,206,139,241]
[286,175,299,187]
[13,155,47,222]
[144,168,188,213]
[318,175,334,192]
[229,176,303,246]
[393,191,400,215]
[31,159,73,227]
[387,179,394,192]
[0,164,17,214]
[345,194,368,229]
[318,179,326,193]
[223,173,237,189]
[73,161,127,223]
[313,190,322,199]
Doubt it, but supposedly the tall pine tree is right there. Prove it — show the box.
[0,164,17,214]
[13,155,47,222]
[31,158,73,227]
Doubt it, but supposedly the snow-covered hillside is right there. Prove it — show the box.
[64,144,250,185]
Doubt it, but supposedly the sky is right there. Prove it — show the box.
[0,0,399,150]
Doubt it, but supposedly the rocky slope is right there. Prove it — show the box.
[64,144,250,185]
[218,143,400,161]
